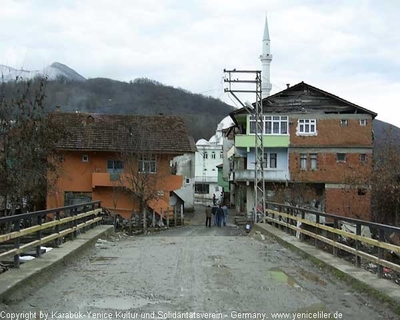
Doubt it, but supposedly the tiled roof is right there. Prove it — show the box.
[51,112,196,154]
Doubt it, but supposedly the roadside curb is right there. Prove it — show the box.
[0,225,114,303]
[251,223,400,313]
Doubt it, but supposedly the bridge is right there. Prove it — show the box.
[0,202,399,319]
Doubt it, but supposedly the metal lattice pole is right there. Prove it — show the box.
[224,69,265,224]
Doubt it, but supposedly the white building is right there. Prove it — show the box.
[171,153,195,211]
[194,116,235,205]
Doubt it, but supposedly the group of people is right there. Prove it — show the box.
[205,204,228,228]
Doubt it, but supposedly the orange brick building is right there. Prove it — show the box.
[229,82,376,220]
[47,112,196,219]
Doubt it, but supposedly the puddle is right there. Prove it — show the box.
[90,256,118,263]
[301,271,327,286]
[86,296,168,310]
[269,267,303,290]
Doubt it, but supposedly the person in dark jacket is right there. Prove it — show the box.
[205,206,212,228]
[216,205,224,227]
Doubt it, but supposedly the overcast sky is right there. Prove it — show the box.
[1,0,399,128]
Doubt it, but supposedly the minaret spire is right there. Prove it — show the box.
[259,12,272,98]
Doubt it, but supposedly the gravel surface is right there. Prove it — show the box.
[1,205,398,319]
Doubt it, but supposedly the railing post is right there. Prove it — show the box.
[333,219,338,257]
[13,218,21,268]
[36,214,42,258]
[166,208,170,228]
[315,214,320,248]
[55,210,61,248]
[278,206,283,230]
[181,204,184,226]
[300,210,305,241]
[355,224,361,268]
[377,228,385,278]
[73,207,78,238]
[174,206,177,227]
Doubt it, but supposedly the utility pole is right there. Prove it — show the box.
[224,69,265,224]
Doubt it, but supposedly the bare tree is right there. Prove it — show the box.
[371,128,400,226]
[117,126,167,232]
[0,77,65,224]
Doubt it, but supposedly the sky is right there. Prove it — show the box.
[1,0,400,128]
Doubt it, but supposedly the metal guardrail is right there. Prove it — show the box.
[0,201,103,268]
[263,201,400,279]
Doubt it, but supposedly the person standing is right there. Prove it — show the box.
[205,206,212,228]
[216,205,224,227]
[222,204,228,226]
[212,205,218,226]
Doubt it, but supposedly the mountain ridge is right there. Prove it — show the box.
[0,62,86,82]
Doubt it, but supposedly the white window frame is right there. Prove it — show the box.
[264,116,288,135]
[359,119,367,126]
[297,119,317,135]
[138,155,157,173]
[82,155,89,162]
[203,152,208,159]
[300,154,307,170]
[249,115,288,135]
[340,119,348,127]
[211,152,216,159]
[310,154,317,170]
[360,154,367,162]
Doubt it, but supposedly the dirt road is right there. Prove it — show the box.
[2,205,397,319]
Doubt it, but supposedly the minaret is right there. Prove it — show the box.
[259,13,272,98]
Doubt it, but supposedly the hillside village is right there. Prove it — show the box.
[0,15,399,230]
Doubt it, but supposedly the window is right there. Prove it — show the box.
[203,152,208,159]
[220,152,223,159]
[211,152,216,159]
[107,160,124,173]
[251,115,288,134]
[337,153,346,162]
[298,119,316,134]
[264,116,288,135]
[358,188,367,196]
[195,183,209,194]
[310,154,317,170]
[300,154,307,170]
[269,153,277,168]
[82,155,89,162]
[359,119,367,126]
[360,154,367,162]
[340,119,348,126]
[138,155,156,173]
[249,115,262,134]
[185,178,190,184]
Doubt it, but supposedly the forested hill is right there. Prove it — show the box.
[42,77,235,142]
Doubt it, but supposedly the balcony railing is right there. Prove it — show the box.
[233,169,289,182]
[92,173,119,188]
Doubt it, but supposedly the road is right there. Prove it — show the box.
[2,204,397,319]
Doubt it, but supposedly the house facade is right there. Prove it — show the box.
[47,112,196,219]
[194,116,234,205]
[228,82,376,220]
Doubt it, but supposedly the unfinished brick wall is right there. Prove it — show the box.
[325,188,371,221]
[289,118,373,147]
[289,152,372,183]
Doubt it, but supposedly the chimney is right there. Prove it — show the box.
[86,115,95,125]
[286,84,290,89]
